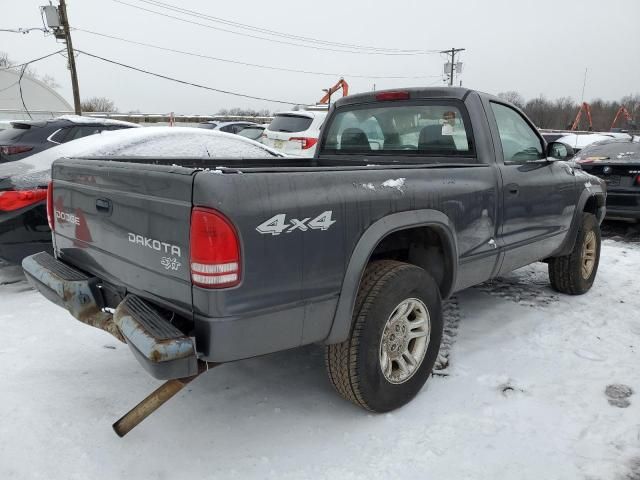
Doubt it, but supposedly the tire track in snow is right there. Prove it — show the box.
[473,264,559,308]
[434,296,461,373]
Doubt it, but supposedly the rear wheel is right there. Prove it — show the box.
[325,260,443,412]
[548,213,601,295]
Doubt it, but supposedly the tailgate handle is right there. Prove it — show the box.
[96,198,112,214]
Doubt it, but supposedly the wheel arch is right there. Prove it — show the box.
[552,189,605,258]
[324,209,458,344]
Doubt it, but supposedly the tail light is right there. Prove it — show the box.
[0,145,33,155]
[0,189,48,212]
[47,181,54,230]
[289,137,318,150]
[375,91,410,101]
[635,175,640,186]
[190,207,241,288]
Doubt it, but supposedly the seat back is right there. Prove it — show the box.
[418,125,457,152]
[340,128,370,151]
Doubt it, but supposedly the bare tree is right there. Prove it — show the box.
[524,95,552,127]
[81,96,117,112]
[40,74,60,90]
[216,107,271,117]
[497,91,525,109]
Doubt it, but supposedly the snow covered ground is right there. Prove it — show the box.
[1,240,639,479]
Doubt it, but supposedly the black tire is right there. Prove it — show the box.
[325,260,443,412]
[548,213,601,295]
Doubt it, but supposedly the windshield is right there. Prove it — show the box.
[322,103,473,158]
[267,114,313,133]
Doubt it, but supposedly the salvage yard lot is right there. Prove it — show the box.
[1,238,639,479]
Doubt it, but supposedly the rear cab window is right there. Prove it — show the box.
[268,114,313,133]
[319,101,475,162]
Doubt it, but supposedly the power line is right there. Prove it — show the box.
[112,0,439,56]
[18,65,34,119]
[131,0,438,54]
[75,49,302,105]
[0,49,66,71]
[0,27,49,34]
[74,28,441,80]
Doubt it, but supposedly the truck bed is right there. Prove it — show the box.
[50,155,498,361]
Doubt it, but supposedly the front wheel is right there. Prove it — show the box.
[548,212,601,295]
[325,260,443,412]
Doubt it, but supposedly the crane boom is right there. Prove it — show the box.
[610,106,633,130]
[571,102,593,131]
[319,78,349,104]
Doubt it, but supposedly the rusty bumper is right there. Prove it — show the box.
[22,252,123,341]
[22,252,198,379]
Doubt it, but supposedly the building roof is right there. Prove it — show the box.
[0,69,73,120]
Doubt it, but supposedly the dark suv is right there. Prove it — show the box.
[0,115,138,164]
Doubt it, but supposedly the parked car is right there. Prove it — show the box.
[0,115,139,164]
[554,133,629,155]
[22,87,606,436]
[575,138,640,220]
[198,121,258,134]
[262,108,327,157]
[236,124,267,141]
[541,131,571,145]
[0,127,282,264]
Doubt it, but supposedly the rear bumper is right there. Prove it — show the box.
[606,209,640,220]
[605,191,640,220]
[22,252,198,379]
[22,252,323,370]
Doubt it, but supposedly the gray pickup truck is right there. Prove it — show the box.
[23,88,606,435]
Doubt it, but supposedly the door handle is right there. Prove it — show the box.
[506,183,519,195]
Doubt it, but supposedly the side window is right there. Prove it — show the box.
[49,127,70,144]
[490,103,543,163]
[62,126,105,143]
[219,124,236,134]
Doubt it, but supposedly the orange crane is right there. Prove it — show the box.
[318,78,349,104]
[610,105,633,130]
[571,102,593,131]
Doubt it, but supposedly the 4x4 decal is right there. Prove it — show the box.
[256,211,336,236]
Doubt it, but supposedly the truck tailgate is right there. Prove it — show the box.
[51,159,195,314]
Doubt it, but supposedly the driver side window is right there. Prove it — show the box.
[491,102,543,163]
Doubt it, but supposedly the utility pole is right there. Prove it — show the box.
[55,0,81,114]
[440,47,465,86]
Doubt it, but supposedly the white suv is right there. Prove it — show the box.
[262,108,327,157]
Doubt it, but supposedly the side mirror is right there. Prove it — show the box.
[547,141,574,161]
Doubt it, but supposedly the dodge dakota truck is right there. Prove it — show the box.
[22,88,606,435]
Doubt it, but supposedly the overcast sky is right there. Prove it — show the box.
[3,0,639,114]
